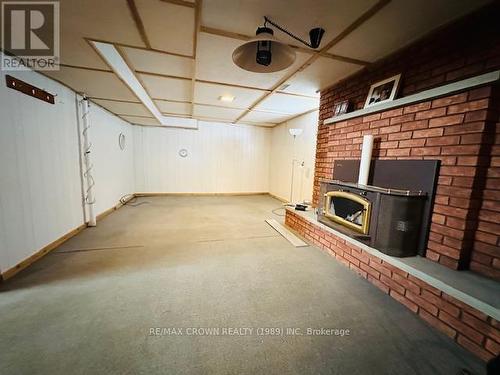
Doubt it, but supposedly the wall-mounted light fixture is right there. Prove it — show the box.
[118,133,126,150]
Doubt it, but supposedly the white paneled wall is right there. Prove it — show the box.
[134,122,271,193]
[88,103,135,215]
[0,57,135,272]
[0,68,83,271]
[269,111,318,203]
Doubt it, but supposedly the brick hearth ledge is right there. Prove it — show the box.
[285,208,500,362]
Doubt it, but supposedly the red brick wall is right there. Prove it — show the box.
[470,89,500,279]
[286,210,500,362]
[314,3,500,278]
[314,87,499,274]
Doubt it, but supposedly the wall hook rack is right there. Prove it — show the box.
[5,75,55,104]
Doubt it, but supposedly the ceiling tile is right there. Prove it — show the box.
[284,57,363,96]
[121,47,193,78]
[59,0,146,69]
[201,0,379,50]
[329,0,490,62]
[44,67,138,101]
[255,93,319,114]
[121,116,161,126]
[135,0,195,56]
[60,39,110,70]
[193,105,244,122]
[194,82,263,109]
[138,74,192,101]
[196,33,310,90]
[240,110,293,124]
[155,100,191,116]
[92,99,151,117]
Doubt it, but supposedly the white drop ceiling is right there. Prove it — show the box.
[25,0,492,127]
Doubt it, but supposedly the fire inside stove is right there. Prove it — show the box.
[324,191,371,234]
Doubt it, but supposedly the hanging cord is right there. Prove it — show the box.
[272,202,299,217]
[272,207,286,217]
[272,201,310,217]
[264,16,315,48]
[81,98,95,205]
[119,194,150,207]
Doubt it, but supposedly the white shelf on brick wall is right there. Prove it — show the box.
[324,70,500,125]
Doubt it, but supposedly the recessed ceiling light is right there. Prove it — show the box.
[219,95,235,102]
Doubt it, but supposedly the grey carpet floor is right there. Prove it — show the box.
[0,195,485,374]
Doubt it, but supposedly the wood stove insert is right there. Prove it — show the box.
[319,179,427,257]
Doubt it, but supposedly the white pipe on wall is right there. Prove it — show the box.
[81,96,96,227]
[74,95,87,224]
[358,135,374,186]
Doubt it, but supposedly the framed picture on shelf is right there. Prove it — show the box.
[333,100,350,116]
[364,74,401,108]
